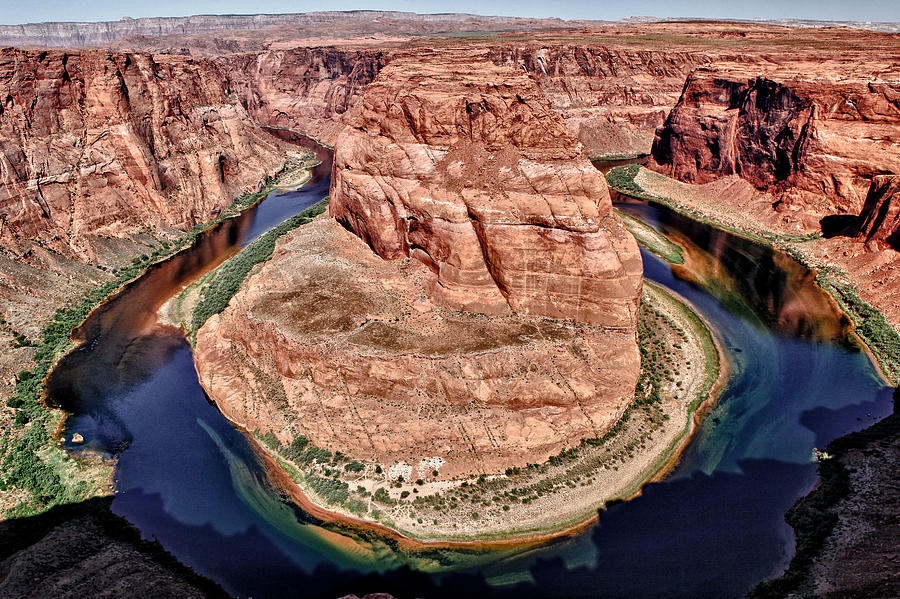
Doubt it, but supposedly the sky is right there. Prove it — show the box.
[1,0,899,25]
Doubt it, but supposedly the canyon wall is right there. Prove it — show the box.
[0,47,286,261]
[220,48,391,146]
[330,52,643,327]
[650,67,900,231]
[487,45,712,158]
[0,11,575,49]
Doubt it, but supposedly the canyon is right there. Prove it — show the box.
[195,52,644,484]
[0,14,898,599]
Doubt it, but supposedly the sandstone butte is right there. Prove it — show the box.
[194,52,644,480]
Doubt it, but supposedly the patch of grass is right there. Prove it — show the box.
[615,207,685,264]
[605,165,820,245]
[590,152,650,162]
[818,275,900,385]
[188,198,328,339]
[1,155,318,518]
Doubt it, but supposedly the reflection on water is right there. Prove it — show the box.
[616,200,853,344]
[45,174,894,597]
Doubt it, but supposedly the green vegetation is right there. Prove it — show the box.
[615,207,684,264]
[244,274,724,542]
[1,154,319,518]
[306,475,350,506]
[817,274,900,385]
[608,165,900,387]
[589,152,650,162]
[188,198,328,340]
[606,165,820,245]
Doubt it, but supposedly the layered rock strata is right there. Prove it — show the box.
[220,48,390,146]
[196,53,643,478]
[487,46,711,159]
[0,47,286,260]
[650,66,900,231]
[195,218,640,478]
[330,53,643,327]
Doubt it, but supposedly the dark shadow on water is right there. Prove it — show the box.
[110,460,814,599]
[0,496,231,597]
[798,383,895,448]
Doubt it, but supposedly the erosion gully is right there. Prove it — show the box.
[44,148,894,598]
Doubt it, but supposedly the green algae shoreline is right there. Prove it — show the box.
[606,163,900,387]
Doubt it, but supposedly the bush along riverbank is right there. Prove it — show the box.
[161,197,329,343]
[604,164,900,597]
[606,164,900,387]
[245,281,723,545]
[0,152,318,519]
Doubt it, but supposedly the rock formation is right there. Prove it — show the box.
[650,66,900,231]
[854,175,900,250]
[195,52,643,477]
[0,47,286,260]
[0,11,576,50]
[194,218,640,478]
[330,53,643,327]
[220,48,390,145]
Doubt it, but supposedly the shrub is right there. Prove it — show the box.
[344,460,365,473]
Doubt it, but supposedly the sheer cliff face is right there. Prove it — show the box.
[0,48,285,259]
[650,68,900,228]
[220,48,390,146]
[330,53,643,328]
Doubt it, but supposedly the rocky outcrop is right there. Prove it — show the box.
[195,218,640,478]
[854,175,900,250]
[330,53,643,327]
[650,67,900,231]
[195,52,643,479]
[0,47,286,260]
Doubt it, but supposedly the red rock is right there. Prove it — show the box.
[649,67,900,232]
[0,47,286,260]
[329,52,643,327]
[194,218,640,478]
[855,175,900,251]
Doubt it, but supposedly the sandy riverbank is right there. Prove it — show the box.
[611,165,900,386]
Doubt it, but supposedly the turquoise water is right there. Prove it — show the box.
[46,180,894,598]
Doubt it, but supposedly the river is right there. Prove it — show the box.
[44,152,894,599]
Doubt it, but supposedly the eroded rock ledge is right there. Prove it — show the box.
[195,218,639,479]
[329,52,643,327]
